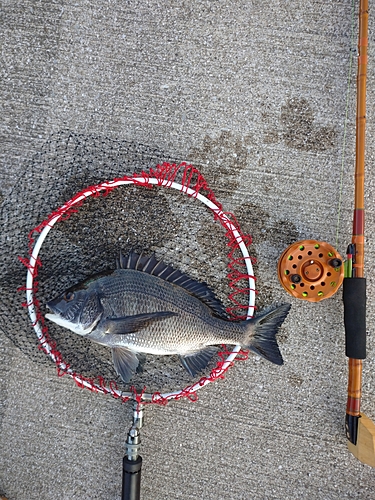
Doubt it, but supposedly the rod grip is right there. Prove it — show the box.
[343,278,366,359]
[122,456,142,500]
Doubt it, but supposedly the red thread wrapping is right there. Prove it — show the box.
[20,163,254,404]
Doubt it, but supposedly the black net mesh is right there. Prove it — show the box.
[1,130,250,395]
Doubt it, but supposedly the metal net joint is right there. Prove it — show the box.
[125,401,145,461]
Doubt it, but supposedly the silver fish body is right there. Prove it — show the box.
[46,252,291,382]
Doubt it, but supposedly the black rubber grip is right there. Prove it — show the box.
[346,413,360,445]
[343,278,366,359]
[122,456,142,500]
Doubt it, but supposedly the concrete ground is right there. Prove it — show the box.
[1,1,375,499]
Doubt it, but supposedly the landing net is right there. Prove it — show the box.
[21,161,255,404]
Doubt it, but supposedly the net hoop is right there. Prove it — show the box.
[24,164,255,404]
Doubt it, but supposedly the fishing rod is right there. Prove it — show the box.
[278,0,375,466]
[345,0,375,465]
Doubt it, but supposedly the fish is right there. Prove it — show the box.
[45,252,291,383]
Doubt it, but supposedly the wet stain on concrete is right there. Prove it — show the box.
[196,200,299,312]
[235,202,299,249]
[236,202,299,310]
[264,97,336,152]
[280,97,336,151]
[187,131,252,193]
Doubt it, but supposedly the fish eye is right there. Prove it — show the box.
[64,292,75,302]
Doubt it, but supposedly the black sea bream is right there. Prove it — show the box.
[46,252,291,383]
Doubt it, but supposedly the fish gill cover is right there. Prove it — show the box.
[1,130,257,400]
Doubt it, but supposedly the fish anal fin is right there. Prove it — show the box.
[102,311,177,334]
[179,347,218,377]
[112,347,140,383]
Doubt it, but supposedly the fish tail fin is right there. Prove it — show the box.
[243,304,291,365]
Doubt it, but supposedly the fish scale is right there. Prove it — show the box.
[46,252,291,382]
[99,271,209,318]
[110,271,218,315]
[95,270,241,352]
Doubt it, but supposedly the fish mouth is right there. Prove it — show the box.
[45,306,102,336]
[45,312,93,336]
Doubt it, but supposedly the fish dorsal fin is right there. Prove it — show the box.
[116,251,227,317]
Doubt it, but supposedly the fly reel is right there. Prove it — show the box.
[278,240,344,302]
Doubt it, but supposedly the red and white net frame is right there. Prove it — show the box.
[21,163,256,406]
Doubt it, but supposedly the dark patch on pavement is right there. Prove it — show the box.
[235,202,298,310]
[57,186,180,258]
[263,97,336,152]
[187,131,252,194]
[197,200,299,312]
[235,202,299,248]
[280,97,336,151]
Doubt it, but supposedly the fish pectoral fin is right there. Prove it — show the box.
[103,311,178,334]
[179,347,218,377]
[112,347,140,383]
